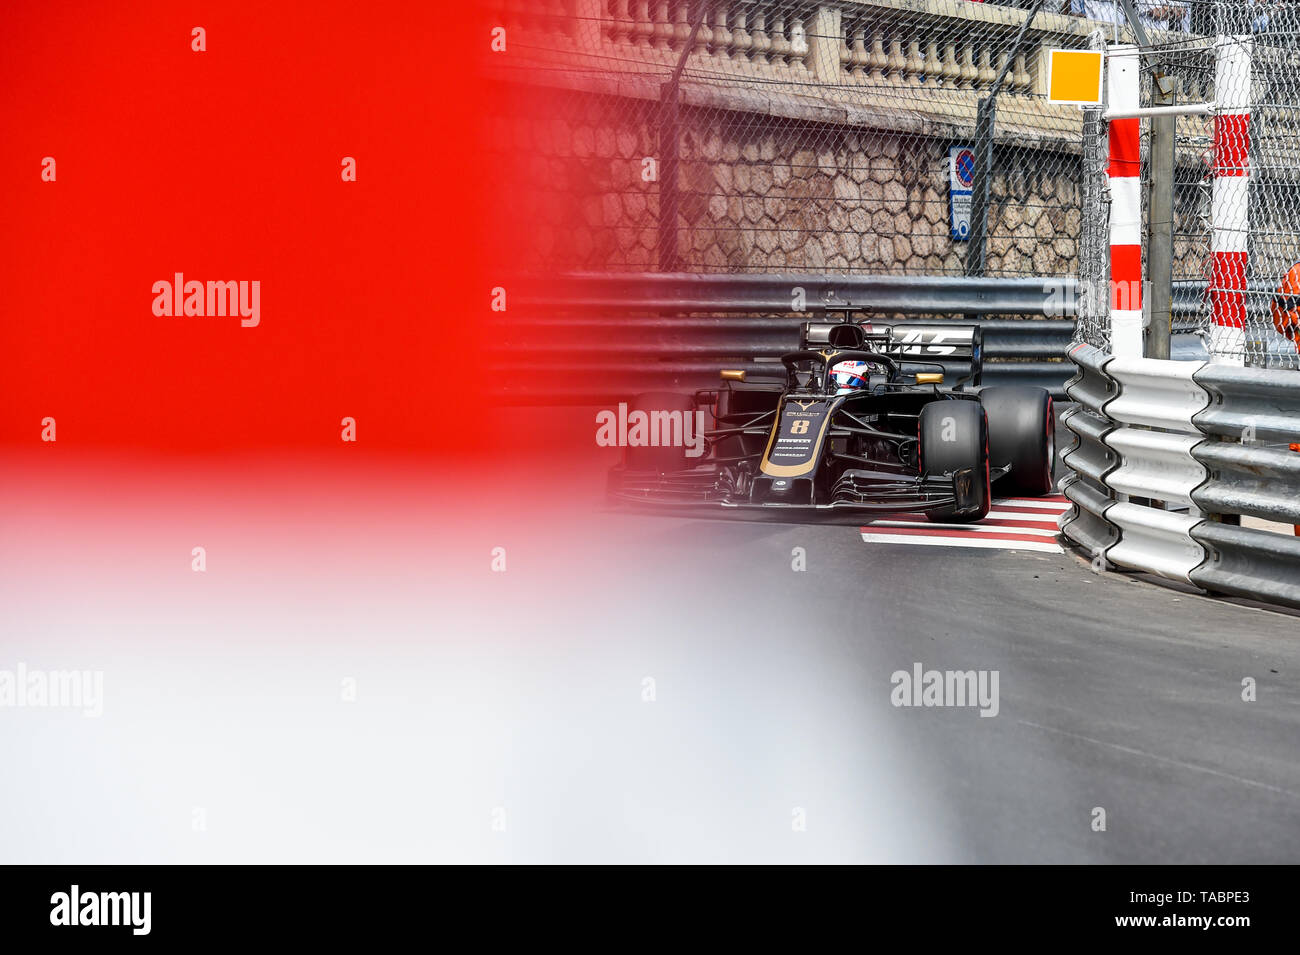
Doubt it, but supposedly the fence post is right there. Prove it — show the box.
[1107,45,1143,358]
[657,81,680,272]
[1146,72,1177,360]
[966,97,996,277]
[965,0,1047,277]
[1209,35,1252,365]
[656,3,707,273]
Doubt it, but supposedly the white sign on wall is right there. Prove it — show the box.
[948,145,975,242]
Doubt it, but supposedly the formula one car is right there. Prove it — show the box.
[607,319,1055,523]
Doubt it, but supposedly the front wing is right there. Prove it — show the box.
[608,464,986,515]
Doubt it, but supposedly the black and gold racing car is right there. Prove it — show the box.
[607,319,1055,523]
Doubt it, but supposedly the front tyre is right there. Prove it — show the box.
[980,386,1055,497]
[918,400,990,523]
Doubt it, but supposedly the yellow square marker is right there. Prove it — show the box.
[1047,49,1104,105]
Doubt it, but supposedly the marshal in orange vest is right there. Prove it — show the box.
[1271,263,1300,345]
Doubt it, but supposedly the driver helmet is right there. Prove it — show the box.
[831,359,880,393]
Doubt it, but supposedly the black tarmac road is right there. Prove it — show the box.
[476,405,1300,863]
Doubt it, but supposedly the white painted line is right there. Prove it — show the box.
[985,510,1066,522]
[993,498,1070,511]
[865,521,1061,537]
[888,509,1064,522]
[859,533,1063,553]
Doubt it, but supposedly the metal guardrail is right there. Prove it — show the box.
[1191,365,1300,444]
[1190,442,1300,526]
[1105,429,1205,506]
[1059,343,1122,560]
[1189,523,1300,608]
[514,272,1218,318]
[503,273,1211,402]
[514,272,1079,315]
[1107,502,1207,583]
[1057,346,1300,610]
[1105,357,1210,432]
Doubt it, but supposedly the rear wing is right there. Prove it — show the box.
[801,322,982,386]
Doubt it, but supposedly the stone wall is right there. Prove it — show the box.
[489,86,1207,280]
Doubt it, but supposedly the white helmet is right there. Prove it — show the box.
[831,360,873,394]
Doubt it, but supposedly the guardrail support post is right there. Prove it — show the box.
[1146,72,1176,360]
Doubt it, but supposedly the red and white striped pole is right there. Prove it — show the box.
[1210,36,1252,365]
[1107,46,1143,358]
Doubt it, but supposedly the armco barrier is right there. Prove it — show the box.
[1058,477,1120,560]
[1189,523,1300,607]
[513,272,1067,315]
[512,273,1220,318]
[1104,357,1209,432]
[1058,345,1300,608]
[1106,503,1207,583]
[1061,351,1213,584]
[1104,429,1206,506]
[1190,365,1300,444]
[1058,343,1122,559]
[502,273,1209,402]
[1190,442,1300,526]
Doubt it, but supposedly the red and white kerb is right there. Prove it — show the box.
[1210,36,1252,365]
[1107,46,1142,358]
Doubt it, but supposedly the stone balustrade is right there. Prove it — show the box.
[592,1,1103,98]
[485,0,1154,148]
[487,0,1252,153]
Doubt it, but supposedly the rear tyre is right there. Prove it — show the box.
[980,386,1055,497]
[623,392,697,472]
[918,400,990,524]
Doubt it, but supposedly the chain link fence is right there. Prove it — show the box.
[1072,2,1300,367]
[1075,30,1111,348]
[1223,6,1300,368]
[485,0,1129,279]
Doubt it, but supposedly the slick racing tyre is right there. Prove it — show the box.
[624,392,698,472]
[979,386,1055,497]
[918,399,990,524]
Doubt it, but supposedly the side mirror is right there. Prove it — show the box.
[915,372,944,385]
[720,369,746,382]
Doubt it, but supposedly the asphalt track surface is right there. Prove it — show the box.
[492,405,1300,863]
[1,406,1296,863]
